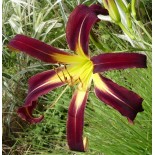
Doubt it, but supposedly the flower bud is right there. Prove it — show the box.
[102,0,121,23]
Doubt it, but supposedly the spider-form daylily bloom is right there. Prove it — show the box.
[8,4,146,152]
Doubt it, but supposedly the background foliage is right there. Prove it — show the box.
[2,0,152,154]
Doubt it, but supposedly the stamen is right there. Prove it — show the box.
[54,62,93,88]
[64,65,72,79]
[53,67,64,83]
[65,66,80,86]
[72,78,79,85]
[79,78,83,87]
[64,64,74,84]
[58,64,67,82]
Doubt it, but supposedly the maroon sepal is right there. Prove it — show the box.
[67,89,89,152]
[8,34,70,63]
[66,4,108,56]
[89,4,108,15]
[17,70,65,124]
[91,53,147,73]
[94,74,144,122]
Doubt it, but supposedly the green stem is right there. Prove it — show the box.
[118,22,134,39]
[136,21,152,41]
[126,13,132,29]
[118,22,151,48]
[136,39,152,47]
[131,0,136,19]
[90,31,110,52]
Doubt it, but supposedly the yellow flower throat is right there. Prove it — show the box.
[54,55,93,90]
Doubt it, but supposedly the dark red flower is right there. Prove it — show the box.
[8,4,146,152]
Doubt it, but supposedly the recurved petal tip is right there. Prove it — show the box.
[93,74,144,122]
[67,89,89,152]
[17,101,44,124]
[17,70,65,124]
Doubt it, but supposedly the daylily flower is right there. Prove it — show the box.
[102,0,121,23]
[8,4,146,152]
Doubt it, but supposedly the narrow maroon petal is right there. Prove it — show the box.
[17,70,65,124]
[67,89,89,152]
[93,74,143,122]
[28,69,57,93]
[66,4,108,56]
[8,34,71,63]
[91,53,147,73]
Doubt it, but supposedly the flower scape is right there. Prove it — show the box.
[8,4,147,152]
